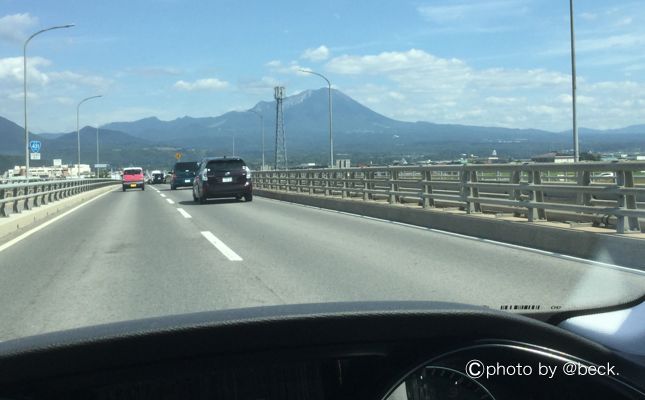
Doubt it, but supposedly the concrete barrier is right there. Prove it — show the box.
[255,189,645,270]
[0,184,118,241]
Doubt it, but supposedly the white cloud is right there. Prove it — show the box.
[0,56,111,90]
[526,105,559,116]
[238,76,280,93]
[580,12,598,21]
[0,56,51,86]
[0,13,38,43]
[301,45,330,61]
[324,48,645,130]
[122,66,182,77]
[577,33,645,53]
[557,94,595,105]
[540,2,645,71]
[326,49,568,93]
[173,78,229,91]
[416,0,531,32]
[53,96,74,105]
[49,71,112,89]
[267,59,310,76]
[617,17,633,26]
[485,96,523,105]
[265,60,282,68]
[327,49,469,76]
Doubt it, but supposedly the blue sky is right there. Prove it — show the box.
[1,0,644,133]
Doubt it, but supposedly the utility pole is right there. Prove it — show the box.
[569,0,579,162]
[274,86,287,170]
[299,69,334,167]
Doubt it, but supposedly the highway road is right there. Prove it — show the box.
[1,184,645,342]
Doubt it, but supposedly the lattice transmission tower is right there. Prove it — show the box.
[274,86,287,170]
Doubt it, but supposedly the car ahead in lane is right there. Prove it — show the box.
[170,161,199,190]
[150,170,165,184]
[193,157,252,203]
[122,167,145,191]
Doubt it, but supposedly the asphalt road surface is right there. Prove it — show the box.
[1,184,644,342]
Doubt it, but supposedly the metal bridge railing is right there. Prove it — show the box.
[254,162,645,234]
[0,178,120,218]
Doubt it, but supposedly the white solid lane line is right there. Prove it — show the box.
[0,189,115,253]
[166,198,175,204]
[200,231,243,261]
[176,208,192,219]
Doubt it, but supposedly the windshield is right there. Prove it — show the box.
[207,160,246,171]
[0,0,644,342]
[175,162,198,173]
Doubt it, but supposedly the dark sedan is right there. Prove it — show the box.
[192,157,252,203]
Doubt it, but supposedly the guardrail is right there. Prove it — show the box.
[0,178,120,218]
[254,162,645,234]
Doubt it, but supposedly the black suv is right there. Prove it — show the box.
[193,157,253,203]
[170,161,199,190]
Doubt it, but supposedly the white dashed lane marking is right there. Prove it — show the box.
[176,208,191,218]
[200,231,243,261]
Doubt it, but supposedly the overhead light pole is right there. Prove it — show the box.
[569,0,579,162]
[23,23,74,179]
[76,95,102,177]
[96,124,100,178]
[248,109,265,170]
[299,69,334,168]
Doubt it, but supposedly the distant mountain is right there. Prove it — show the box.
[101,88,566,152]
[0,116,45,155]
[3,88,645,168]
[578,125,645,135]
[39,126,156,166]
[36,132,68,139]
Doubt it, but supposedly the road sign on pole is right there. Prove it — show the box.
[53,159,62,166]
[30,152,41,160]
[175,152,182,160]
[29,140,41,153]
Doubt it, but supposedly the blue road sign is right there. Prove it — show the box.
[29,140,41,153]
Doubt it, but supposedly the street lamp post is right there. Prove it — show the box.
[76,95,102,177]
[248,109,265,170]
[299,69,333,168]
[23,24,74,179]
[96,125,100,178]
[569,0,579,162]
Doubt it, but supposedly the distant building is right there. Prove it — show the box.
[335,159,351,168]
[531,153,575,163]
[470,149,500,164]
[296,163,319,169]
[4,164,91,178]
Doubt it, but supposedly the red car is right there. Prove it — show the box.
[122,167,145,191]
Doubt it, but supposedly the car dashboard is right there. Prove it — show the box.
[0,301,644,400]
